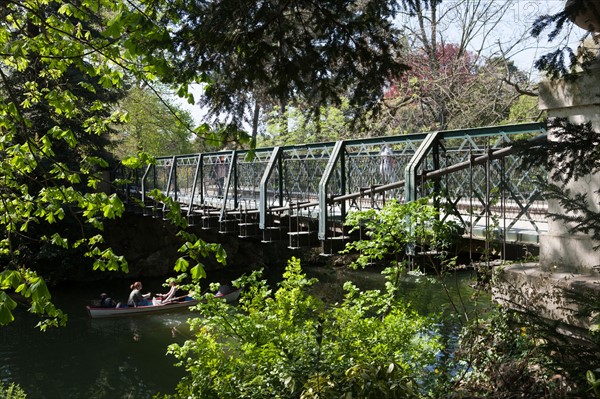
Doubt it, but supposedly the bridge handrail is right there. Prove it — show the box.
[125,122,548,250]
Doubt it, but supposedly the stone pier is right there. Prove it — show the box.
[493,62,600,338]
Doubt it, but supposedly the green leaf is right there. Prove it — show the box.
[215,246,227,265]
[0,291,17,325]
[0,270,22,290]
[174,257,189,272]
[29,277,51,302]
[50,233,69,249]
[190,264,206,281]
[102,203,115,218]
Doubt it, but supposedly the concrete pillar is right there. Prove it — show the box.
[537,62,600,274]
[493,5,600,338]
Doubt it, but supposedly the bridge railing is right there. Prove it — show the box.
[314,123,547,252]
[115,122,547,256]
[403,123,547,248]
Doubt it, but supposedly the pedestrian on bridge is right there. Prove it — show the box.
[216,155,227,196]
[379,144,397,184]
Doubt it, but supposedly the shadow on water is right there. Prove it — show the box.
[0,268,489,398]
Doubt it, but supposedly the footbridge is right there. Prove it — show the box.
[116,122,547,258]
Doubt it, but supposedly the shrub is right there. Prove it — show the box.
[0,382,27,399]
[164,257,442,399]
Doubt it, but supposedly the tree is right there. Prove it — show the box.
[0,0,201,327]
[530,0,600,78]
[380,0,539,132]
[160,0,408,135]
[502,94,542,124]
[259,99,357,146]
[0,0,132,327]
[111,86,198,158]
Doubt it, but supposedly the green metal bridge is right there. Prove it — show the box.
[116,122,547,257]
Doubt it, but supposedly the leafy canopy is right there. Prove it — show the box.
[160,0,407,129]
[0,0,180,327]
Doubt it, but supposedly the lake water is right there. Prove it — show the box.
[0,269,488,398]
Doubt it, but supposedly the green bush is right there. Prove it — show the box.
[450,310,567,398]
[0,382,27,399]
[342,198,461,270]
[164,257,441,399]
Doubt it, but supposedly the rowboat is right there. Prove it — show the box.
[86,289,241,318]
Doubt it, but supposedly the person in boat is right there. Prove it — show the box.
[152,281,179,305]
[216,280,233,297]
[127,281,151,307]
[99,293,115,308]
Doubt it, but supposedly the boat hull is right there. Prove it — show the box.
[86,289,241,318]
[87,299,199,318]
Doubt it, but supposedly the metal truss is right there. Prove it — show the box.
[116,122,547,255]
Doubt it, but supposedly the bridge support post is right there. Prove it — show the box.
[494,61,600,339]
[537,63,600,274]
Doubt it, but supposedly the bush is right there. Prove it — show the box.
[164,257,442,399]
[0,382,27,399]
[450,310,571,398]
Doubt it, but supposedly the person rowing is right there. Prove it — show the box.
[152,281,178,305]
[216,280,233,297]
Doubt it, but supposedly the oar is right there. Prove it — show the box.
[162,294,191,304]
[162,288,213,304]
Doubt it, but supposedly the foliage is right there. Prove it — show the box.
[111,86,198,158]
[164,257,441,399]
[0,382,27,399]
[342,198,461,270]
[0,0,225,328]
[260,100,356,146]
[530,0,598,78]
[380,0,537,133]
[383,45,531,132]
[502,95,543,124]
[0,0,148,326]
[588,370,600,398]
[337,195,568,398]
[159,0,408,131]
[454,262,600,398]
[450,309,566,398]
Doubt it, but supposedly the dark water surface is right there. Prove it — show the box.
[1,278,191,399]
[0,269,488,398]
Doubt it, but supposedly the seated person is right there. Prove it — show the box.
[99,293,115,308]
[216,280,233,297]
[152,281,178,305]
[127,281,151,307]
